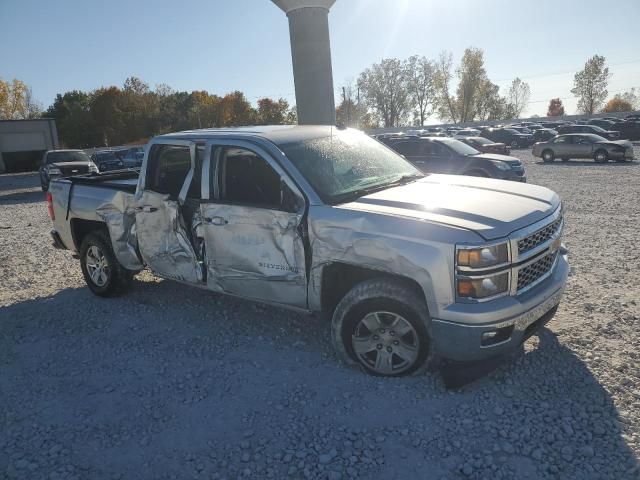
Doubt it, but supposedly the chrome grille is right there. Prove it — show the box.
[517,251,557,291]
[59,165,89,176]
[518,217,562,254]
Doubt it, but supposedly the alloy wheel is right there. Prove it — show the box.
[351,311,419,375]
[85,245,110,287]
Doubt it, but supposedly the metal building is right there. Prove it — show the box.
[0,119,59,173]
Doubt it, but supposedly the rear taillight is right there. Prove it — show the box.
[46,192,55,220]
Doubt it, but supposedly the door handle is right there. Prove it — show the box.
[204,216,228,226]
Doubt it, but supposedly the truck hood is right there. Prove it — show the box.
[49,161,93,168]
[339,174,560,241]
[472,152,522,164]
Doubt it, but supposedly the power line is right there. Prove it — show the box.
[494,59,640,84]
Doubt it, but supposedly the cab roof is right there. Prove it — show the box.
[155,125,346,146]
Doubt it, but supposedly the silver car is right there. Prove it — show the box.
[532,133,634,163]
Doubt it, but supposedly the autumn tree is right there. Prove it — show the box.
[433,52,458,123]
[357,58,410,127]
[256,97,292,125]
[571,55,611,114]
[506,77,531,118]
[547,98,565,117]
[602,97,633,113]
[0,78,40,119]
[405,55,435,126]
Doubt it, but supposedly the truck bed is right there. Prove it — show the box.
[64,170,140,193]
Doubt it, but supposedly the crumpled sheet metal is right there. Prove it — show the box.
[306,205,466,315]
[201,204,307,308]
[95,191,143,271]
[135,191,203,284]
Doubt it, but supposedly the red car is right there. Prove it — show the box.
[458,136,510,155]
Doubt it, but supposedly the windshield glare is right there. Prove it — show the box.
[280,130,422,203]
[47,151,90,163]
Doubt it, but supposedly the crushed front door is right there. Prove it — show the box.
[135,140,202,284]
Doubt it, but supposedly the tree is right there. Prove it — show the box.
[46,90,99,148]
[602,97,633,113]
[256,97,291,125]
[0,78,31,119]
[433,52,458,123]
[336,82,366,128]
[571,55,611,115]
[405,55,435,126]
[474,80,508,121]
[547,98,565,117]
[609,88,638,111]
[506,77,531,118]
[357,58,409,127]
[455,47,488,123]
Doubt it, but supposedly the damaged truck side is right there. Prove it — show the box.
[48,126,569,376]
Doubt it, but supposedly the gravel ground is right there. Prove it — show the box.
[1,150,639,480]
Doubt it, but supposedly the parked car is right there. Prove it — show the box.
[457,136,511,155]
[532,128,558,142]
[121,146,145,167]
[47,125,568,376]
[384,136,526,181]
[611,121,640,141]
[532,133,634,163]
[453,128,481,138]
[480,127,534,148]
[556,124,620,140]
[587,119,617,130]
[625,114,640,121]
[507,126,534,135]
[91,150,126,171]
[39,149,98,191]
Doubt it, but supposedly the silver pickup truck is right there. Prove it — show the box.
[48,126,569,376]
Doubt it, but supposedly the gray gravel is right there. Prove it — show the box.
[1,150,640,479]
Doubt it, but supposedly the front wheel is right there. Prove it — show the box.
[331,279,432,377]
[80,230,130,297]
[542,150,555,162]
[594,150,608,163]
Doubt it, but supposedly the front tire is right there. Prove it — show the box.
[594,150,608,163]
[331,279,432,377]
[542,150,555,162]
[80,230,130,297]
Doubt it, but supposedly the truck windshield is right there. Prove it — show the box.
[280,130,423,204]
[47,151,90,163]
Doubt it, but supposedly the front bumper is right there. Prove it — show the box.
[431,251,568,361]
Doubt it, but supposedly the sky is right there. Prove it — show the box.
[1,0,639,123]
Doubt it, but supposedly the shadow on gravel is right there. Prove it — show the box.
[1,284,638,479]
[534,160,639,167]
[0,189,45,205]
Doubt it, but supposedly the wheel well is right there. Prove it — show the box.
[320,263,427,315]
[70,219,108,250]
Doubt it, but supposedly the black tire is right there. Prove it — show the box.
[79,230,130,297]
[541,150,555,163]
[510,140,518,148]
[331,279,433,377]
[594,149,608,163]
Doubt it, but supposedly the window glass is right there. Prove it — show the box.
[148,145,191,198]
[393,141,421,156]
[553,136,572,144]
[221,148,281,209]
[47,151,90,164]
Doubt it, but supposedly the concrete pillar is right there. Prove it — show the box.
[272,0,336,125]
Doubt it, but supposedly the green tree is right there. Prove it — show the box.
[46,91,99,148]
[405,55,435,126]
[256,97,291,125]
[571,55,611,114]
[357,58,409,127]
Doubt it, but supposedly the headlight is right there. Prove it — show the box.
[457,272,509,299]
[48,167,62,175]
[89,164,99,173]
[456,242,509,269]
[490,160,510,170]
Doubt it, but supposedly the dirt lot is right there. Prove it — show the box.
[1,150,639,480]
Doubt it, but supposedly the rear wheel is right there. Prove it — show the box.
[594,150,608,163]
[331,279,432,377]
[80,231,130,297]
[542,150,555,162]
[510,140,518,148]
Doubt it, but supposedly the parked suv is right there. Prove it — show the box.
[39,149,98,191]
[91,150,126,171]
[383,136,526,181]
[480,128,534,148]
[457,136,510,155]
[532,133,634,163]
[556,124,620,140]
